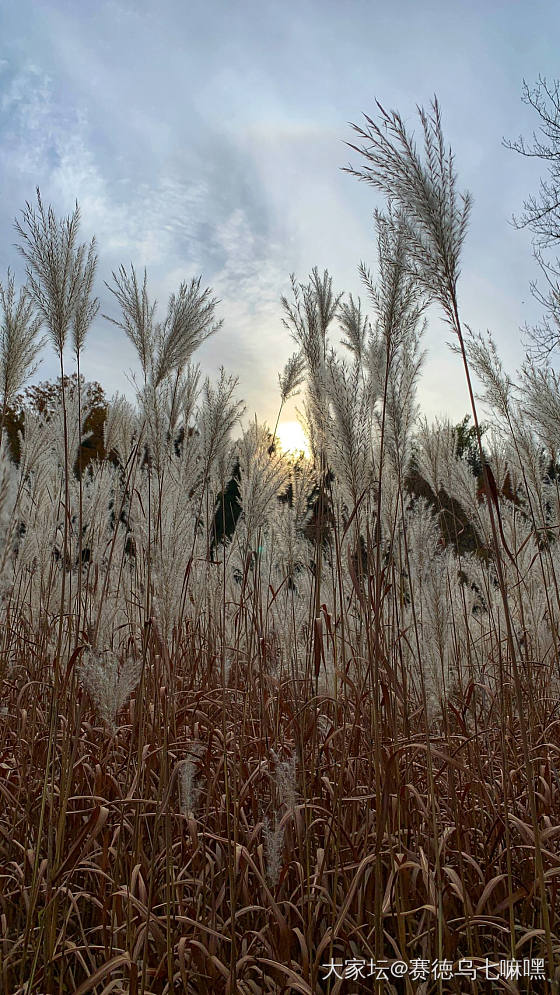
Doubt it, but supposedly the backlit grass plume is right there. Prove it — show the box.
[0,270,45,428]
[14,188,98,359]
[346,97,471,326]
[104,266,222,387]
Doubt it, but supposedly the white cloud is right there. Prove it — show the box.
[0,0,557,423]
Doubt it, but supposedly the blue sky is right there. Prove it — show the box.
[0,0,558,427]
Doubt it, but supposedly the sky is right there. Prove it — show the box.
[0,0,558,430]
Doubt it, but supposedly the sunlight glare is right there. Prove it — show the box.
[276,421,310,458]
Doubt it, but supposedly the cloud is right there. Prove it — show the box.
[0,52,291,405]
[0,61,210,266]
[0,0,557,423]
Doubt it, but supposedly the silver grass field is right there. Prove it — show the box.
[1,97,560,994]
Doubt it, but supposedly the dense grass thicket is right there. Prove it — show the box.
[1,98,560,993]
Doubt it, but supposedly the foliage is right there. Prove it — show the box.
[4,373,108,470]
[454,412,486,474]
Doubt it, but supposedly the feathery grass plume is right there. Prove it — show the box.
[461,329,551,513]
[177,743,204,816]
[281,272,343,675]
[308,265,343,336]
[14,189,97,358]
[66,231,98,631]
[236,422,290,547]
[179,361,202,428]
[403,499,457,713]
[0,271,45,415]
[261,748,298,887]
[359,213,428,475]
[78,649,141,733]
[149,479,201,640]
[456,327,515,424]
[167,362,201,440]
[153,278,222,387]
[198,367,245,489]
[323,354,373,509]
[78,459,116,546]
[289,459,316,527]
[14,191,99,660]
[484,431,512,492]
[103,393,139,466]
[347,107,493,526]
[381,323,426,474]
[71,239,99,356]
[266,456,315,587]
[281,268,342,451]
[338,293,370,365]
[506,427,548,514]
[17,406,49,477]
[262,816,284,887]
[105,268,221,388]
[281,267,342,359]
[346,98,471,325]
[414,416,488,550]
[265,456,315,585]
[357,212,427,482]
[269,502,308,586]
[413,416,458,498]
[291,399,319,467]
[15,461,65,622]
[177,759,198,816]
[362,210,427,355]
[281,267,342,352]
[278,352,306,406]
[270,747,297,811]
[139,379,173,473]
[104,264,156,383]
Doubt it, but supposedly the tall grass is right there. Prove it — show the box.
[1,103,560,994]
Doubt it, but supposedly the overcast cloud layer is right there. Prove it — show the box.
[0,0,557,426]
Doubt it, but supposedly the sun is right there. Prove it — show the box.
[276,421,311,458]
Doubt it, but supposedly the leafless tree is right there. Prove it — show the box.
[506,77,560,360]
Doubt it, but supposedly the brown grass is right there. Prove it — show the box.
[1,589,559,994]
